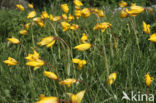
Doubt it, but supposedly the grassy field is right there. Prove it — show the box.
[0,2,156,103]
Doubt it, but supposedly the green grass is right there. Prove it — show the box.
[0,4,156,103]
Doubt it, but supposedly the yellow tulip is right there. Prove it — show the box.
[128,5,144,16]
[27,11,36,19]
[37,21,45,28]
[120,8,128,18]
[8,37,20,44]
[41,11,49,19]
[26,59,45,70]
[19,29,27,35]
[67,90,86,103]
[49,14,53,21]
[93,22,111,32]
[25,50,40,61]
[81,33,88,42]
[148,33,156,42]
[68,14,74,22]
[143,21,150,34]
[81,8,91,18]
[145,73,154,87]
[73,0,83,7]
[72,59,86,70]
[119,1,128,7]
[106,72,117,85]
[62,14,68,20]
[16,4,25,11]
[36,95,59,103]
[3,57,18,66]
[74,43,91,51]
[59,78,77,87]
[37,36,56,48]
[61,4,69,13]
[53,16,62,22]
[43,71,58,80]
[33,17,43,23]
[28,3,34,9]
[97,10,105,17]
[61,21,70,31]
[74,9,82,19]
[70,24,80,30]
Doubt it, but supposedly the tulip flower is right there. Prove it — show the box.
[74,43,91,51]
[41,11,49,19]
[61,4,69,13]
[148,33,156,42]
[106,72,117,85]
[27,11,36,19]
[72,59,86,70]
[28,3,34,9]
[70,24,80,30]
[19,29,27,35]
[128,5,144,16]
[74,9,82,19]
[43,71,58,80]
[143,21,150,34]
[53,16,62,22]
[59,78,77,87]
[8,37,20,44]
[120,8,128,18]
[81,33,88,43]
[74,0,83,7]
[145,73,154,87]
[119,1,128,7]
[37,94,59,103]
[97,10,105,17]
[81,8,91,18]
[61,22,70,31]
[68,14,74,22]
[16,4,25,11]
[3,57,18,66]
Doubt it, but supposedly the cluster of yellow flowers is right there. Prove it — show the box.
[3,0,156,102]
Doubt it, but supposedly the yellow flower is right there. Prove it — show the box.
[24,23,31,30]
[8,37,20,44]
[61,21,70,31]
[81,8,91,18]
[43,71,58,80]
[93,22,111,32]
[128,5,144,16]
[61,4,69,13]
[53,16,62,22]
[67,90,86,103]
[119,1,128,7]
[59,78,77,87]
[106,72,117,85]
[28,3,34,9]
[33,17,43,23]
[70,24,80,30]
[72,59,86,70]
[74,0,83,7]
[74,43,91,51]
[145,73,154,87]
[74,9,82,19]
[37,36,56,48]
[26,59,45,70]
[49,14,53,21]
[143,21,150,34]
[68,14,74,22]
[19,29,27,35]
[16,4,25,11]
[37,21,45,28]
[97,10,105,17]
[3,57,18,66]
[62,14,68,20]
[81,33,88,42]
[25,50,40,61]
[41,11,49,19]
[120,8,128,18]
[27,11,36,19]
[148,33,156,42]
[37,95,59,103]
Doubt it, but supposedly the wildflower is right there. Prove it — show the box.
[145,73,154,87]
[61,21,70,31]
[27,11,36,19]
[49,14,53,21]
[120,8,128,18]
[81,8,91,18]
[70,24,80,30]
[25,50,40,61]
[74,9,81,19]
[97,10,105,17]
[43,71,58,80]
[61,4,69,13]
[53,16,62,22]
[19,29,27,35]
[106,72,117,85]
[67,90,86,103]
[59,78,77,87]
[93,22,111,32]
[68,14,74,22]
[41,11,49,19]
[24,23,31,30]
[148,33,156,42]
[62,14,68,20]
[3,57,18,66]
[37,36,56,48]
[33,17,43,23]
[74,43,91,51]
[37,21,45,28]
[119,1,128,7]
[37,95,59,103]
[8,37,20,44]
[16,4,25,11]
[28,3,34,9]
[81,33,88,42]
[128,5,144,16]
[143,21,150,34]
[72,59,86,70]
[74,0,83,7]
